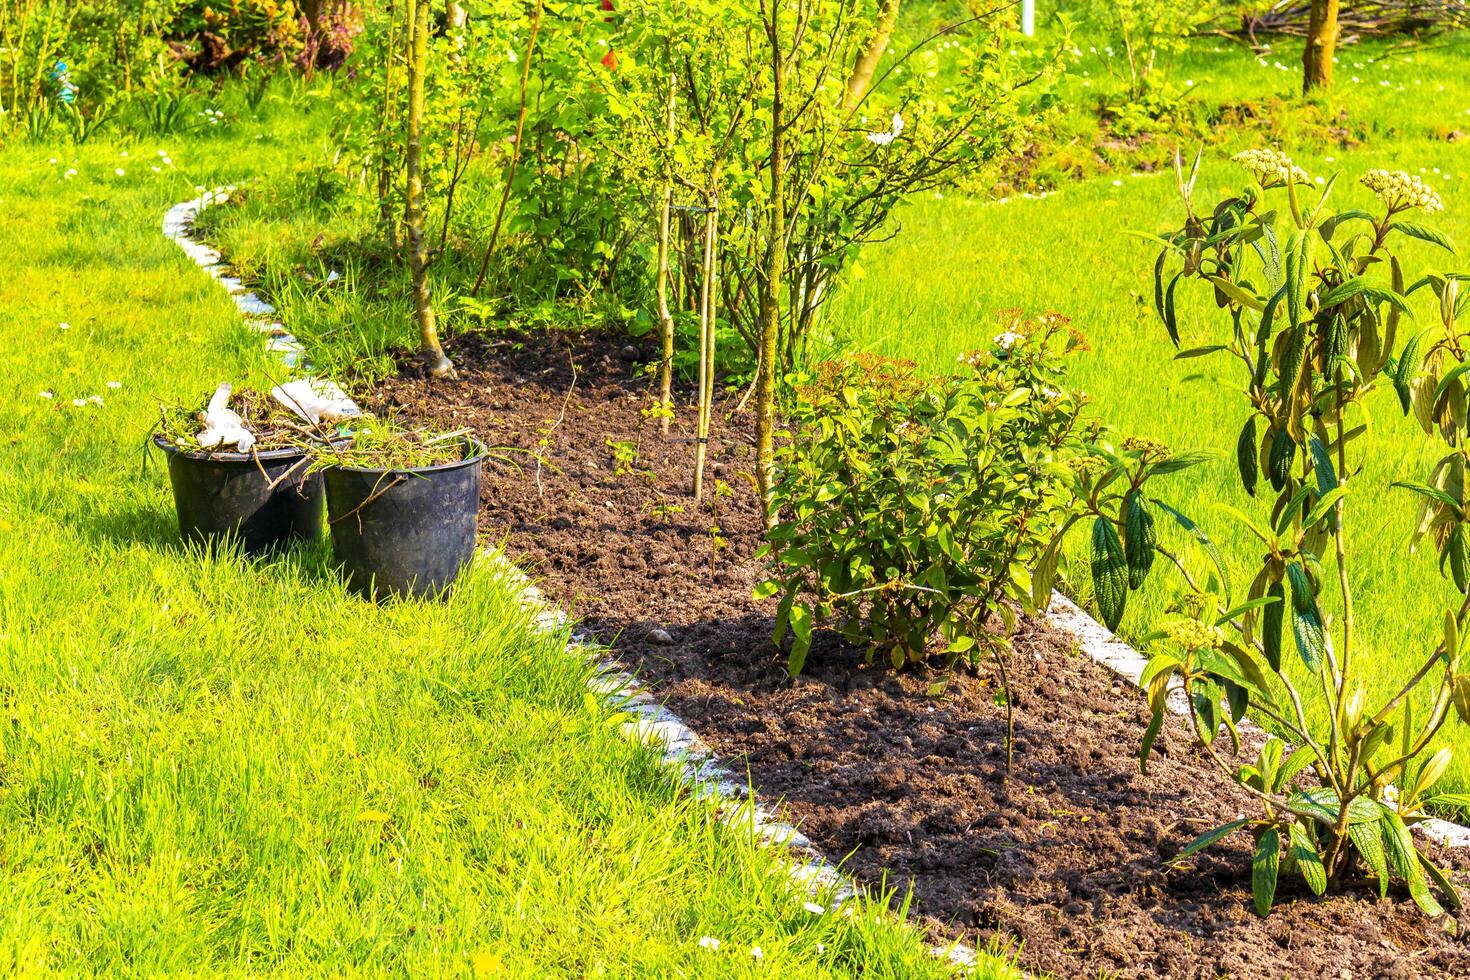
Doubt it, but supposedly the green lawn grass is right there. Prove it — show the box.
[832,34,1470,793]
[0,119,1023,977]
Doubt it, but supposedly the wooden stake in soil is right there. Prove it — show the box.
[656,71,677,435]
[403,0,453,378]
[693,189,719,500]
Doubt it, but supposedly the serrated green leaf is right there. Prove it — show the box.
[1124,490,1156,590]
[1290,823,1327,896]
[1286,562,1326,673]
[1252,829,1280,916]
[1262,581,1285,672]
[1171,818,1248,863]
[1350,821,1391,900]
[1237,418,1259,497]
[1392,221,1457,254]
[1090,516,1128,631]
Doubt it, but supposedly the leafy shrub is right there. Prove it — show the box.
[1079,0,1223,98]
[758,312,1089,677]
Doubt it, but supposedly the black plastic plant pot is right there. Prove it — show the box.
[323,440,485,601]
[154,435,325,555]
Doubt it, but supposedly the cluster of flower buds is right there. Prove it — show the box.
[1162,617,1226,651]
[1231,148,1309,188]
[1361,169,1444,214]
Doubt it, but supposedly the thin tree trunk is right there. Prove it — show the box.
[1302,0,1339,91]
[405,0,453,377]
[755,4,785,522]
[471,0,544,296]
[656,72,677,435]
[378,0,404,253]
[843,0,899,110]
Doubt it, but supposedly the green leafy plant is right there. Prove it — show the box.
[1127,147,1470,923]
[757,313,1093,754]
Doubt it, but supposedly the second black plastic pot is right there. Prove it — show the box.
[155,435,325,554]
[323,440,484,600]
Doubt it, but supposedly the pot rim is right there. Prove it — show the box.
[323,437,488,477]
[152,431,312,464]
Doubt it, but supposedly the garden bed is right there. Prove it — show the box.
[371,329,1470,979]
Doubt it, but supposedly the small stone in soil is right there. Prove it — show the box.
[647,628,674,645]
[618,345,640,361]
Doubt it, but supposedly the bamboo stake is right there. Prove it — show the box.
[656,71,677,435]
[693,192,718,500]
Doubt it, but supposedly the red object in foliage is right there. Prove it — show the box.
[600,0,618,69]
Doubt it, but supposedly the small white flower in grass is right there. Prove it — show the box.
[698,937,720,951]
[58,322,70,330]
[151,166,161,173]
[1111,179,1122,186]
[87,395,103,406]
[38,391,53,399]
[119,151,127,158]
[107,381,121,389]
[1314,176,1326,185]
[114,168,125,177]
[64,168,76,179]
[750,947,763,961]
[157,149,168,157]
[48,157,57,164]
[816,943,825,953]
[804,902,826,915]
[71,398,86,407]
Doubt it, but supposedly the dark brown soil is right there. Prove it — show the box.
[372,328,1470,979]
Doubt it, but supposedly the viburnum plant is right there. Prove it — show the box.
[1132,147,1470,922]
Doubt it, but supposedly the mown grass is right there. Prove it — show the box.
[0,114,1023,975]
[832,33,1470,792]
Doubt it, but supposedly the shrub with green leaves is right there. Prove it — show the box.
[1120,148,1470,924]
[758,312,1090,679]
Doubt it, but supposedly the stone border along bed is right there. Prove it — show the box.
[164,187,1470,972]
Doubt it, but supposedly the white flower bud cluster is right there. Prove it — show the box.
[1360,169,1444,214]
[1232,148,1309,188]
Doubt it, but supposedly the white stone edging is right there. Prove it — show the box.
[164,189,986,975]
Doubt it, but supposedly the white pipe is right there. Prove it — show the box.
[1022,0,1034,36]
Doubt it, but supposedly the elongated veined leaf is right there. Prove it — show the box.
[1350,821,1391,900]
[1277,328,1309,406]
[1381,811,1446,919]
[1237,418,1259,497]
[1275,744,1315,792]
[1286,562,1326,673]
[1171,818,1249,863]
[1319,277,1372,309]
[1308,436,1338,494]
[1392,221,1458,254]
[1422,856,1463,911]
[1289,823,1327,896]
[1267,427,1295,492]
[1153,499,1233,605]
[1164,272,1183,348]
[1091,517,1128,631]
[1140,704,1165,774]
[1208,275,1266,312]
[1124,490,1156,589]
[1252,829,1281,916]
[1394,329,1431,415]
[1305,485,1348,528]
[1030,516,1078,611]
[1262,581,1285,672]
